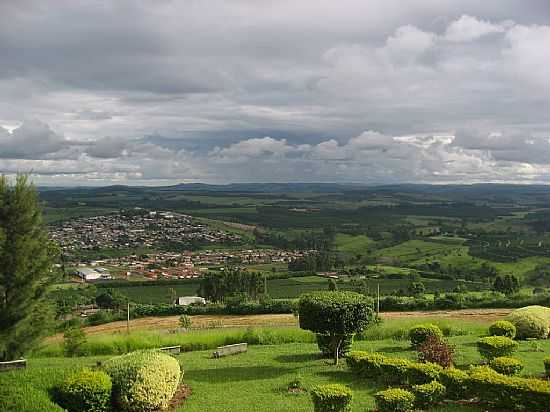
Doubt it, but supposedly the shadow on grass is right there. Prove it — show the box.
[187,366,296,382]
[274,353,322,363]
[376,345,410,354]
[316,370,384,392]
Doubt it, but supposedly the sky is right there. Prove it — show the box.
[1,0,550,186]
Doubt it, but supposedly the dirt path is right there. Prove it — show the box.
[47,308,512,343]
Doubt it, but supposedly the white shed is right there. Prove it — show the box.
[176,296,206,306]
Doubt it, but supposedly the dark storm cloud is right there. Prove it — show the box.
[0,0,550,184]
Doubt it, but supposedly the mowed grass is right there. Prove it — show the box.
[10,317,550,412]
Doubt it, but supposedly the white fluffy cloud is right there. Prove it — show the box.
[0,1,549,185]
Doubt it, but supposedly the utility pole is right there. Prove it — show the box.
[264,273,268,296]
[377,283,380,315]
[127,301,130,335]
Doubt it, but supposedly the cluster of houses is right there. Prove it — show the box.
[73,248,311,282]
[50,210,242,253]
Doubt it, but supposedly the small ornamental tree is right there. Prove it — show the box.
[298,291,374,365]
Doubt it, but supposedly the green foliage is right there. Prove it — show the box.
[544,357,550,377]
[56,368,112,412]
[199,268,264,302]
[408,323,443,347]
[379,357,412,385]
[374,388,415,412]
[411,381,446,408]
[493,275,520,295]
[345,351,385,378]
[477,336,519,360]
[505,305,550,339]
[316,333,353,358]
[489,357,524,376]
[64,325,87,357]
[0,382,65,412]
[489,320,516,338]
[310,384,353,412]
[104,350,181,412]
[468,365,550,411]
[298,291,374,364]
[437,368,469,400]
[0,175,59,361]
[179,314,192,329]
[406,362,442,385]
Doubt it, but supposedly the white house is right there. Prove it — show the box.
[76,268,111,281]
[176,296,206,306]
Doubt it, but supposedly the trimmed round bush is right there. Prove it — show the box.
[489,357,523,376]
[489,320,516,339]
[57,368,112,412]
[298,291,374,364]
[310,384,353,412]
[409,324,443,347]
[477,336,519,360]
[505,305,550,339]
[544,357,550,377]
[438,368,469,400]
[104,350,181,412]
[374,388,415,412]
[411,381,446,408]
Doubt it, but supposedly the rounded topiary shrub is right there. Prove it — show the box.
[489,356,523,376]
[411,381,445,408]
[489,320,516,339]
[505,305,550,339]
[310,384,353,412]
[477,336,519,360]
[374,388,415,412]
[104,350,181,412]
[409,324,443,348]
[57,368,112,412]
[299,291,375,364]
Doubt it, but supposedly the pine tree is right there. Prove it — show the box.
[0,175,59,361]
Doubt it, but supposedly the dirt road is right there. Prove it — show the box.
[48,308,512,343]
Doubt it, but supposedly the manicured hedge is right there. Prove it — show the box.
[374,388,415,412]
[408,324,443,347]
[468,366,550,411]
[56,368,112,412]
[477,336,518,360]
[310,384,353,412]
[104,350,181,412]
[411,381,445,408]
[346,351,441,386]
[437,368,469,400]
[489,357,523,376]
[489,320,516,339]
[505,305,550,339]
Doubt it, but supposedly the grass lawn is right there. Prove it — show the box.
[6,316,550,412]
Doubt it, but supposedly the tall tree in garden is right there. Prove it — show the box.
[298,291,374,365]
[0,175,59,361]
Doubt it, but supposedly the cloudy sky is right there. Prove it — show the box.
[1,0,550,186]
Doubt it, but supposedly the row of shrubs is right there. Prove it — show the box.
[346,350,550,411]
[55,350,181,412]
